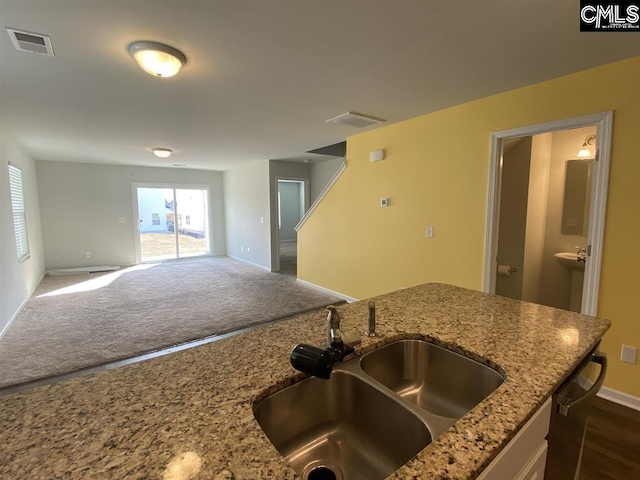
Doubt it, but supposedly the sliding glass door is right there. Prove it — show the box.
[136,185,209,262]
[175,188,208,258]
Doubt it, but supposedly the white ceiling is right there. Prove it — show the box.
[1,1,638,171]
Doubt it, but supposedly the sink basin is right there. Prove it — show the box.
[360,340,504,419]
[255,339,504,479]
[554,252,585,271]
[254,370,432,480]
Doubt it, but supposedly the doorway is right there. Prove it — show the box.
[133,184,210,262]
[484,112,612,315]
[276,179,307,276]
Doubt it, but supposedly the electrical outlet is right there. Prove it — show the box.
[426,226,434,238]
[247,247,251,252]
[85,251,92,258]
[240,246,244,252]
[621,345,637,364]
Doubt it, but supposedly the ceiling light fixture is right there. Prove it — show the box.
[576,134,596,158]
[128,41,186,78]
[152,148,173,158]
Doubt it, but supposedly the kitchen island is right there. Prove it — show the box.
[0,283,610,479]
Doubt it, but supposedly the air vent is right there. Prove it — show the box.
[325,112,385,129]
[6,28,55,56]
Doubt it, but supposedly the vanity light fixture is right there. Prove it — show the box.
[128,41,187,78]
[576,134,596,158]
[152,148,173,158]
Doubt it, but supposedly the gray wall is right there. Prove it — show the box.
[537,127,593,309]
[223,161,271,269]
[278,181,303,242]
[1,140,45,335]
[310,158,344,204]
[522,133,552,303]
[269,160,310,270]
[36,161,226,270]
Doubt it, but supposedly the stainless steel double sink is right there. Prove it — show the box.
[254,339,504,480]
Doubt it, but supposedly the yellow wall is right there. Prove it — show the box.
[298,56,640,397]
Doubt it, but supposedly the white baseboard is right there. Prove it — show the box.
[0,272,45,340]
[47,265,120,276]
[295,278,358,303]
[597,386,640,411]
[226,254,272,272]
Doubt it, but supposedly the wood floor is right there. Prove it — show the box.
[547,396,640,479]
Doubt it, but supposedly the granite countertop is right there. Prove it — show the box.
[0,283,610,479]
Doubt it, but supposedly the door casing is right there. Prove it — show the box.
[483,111,613,316]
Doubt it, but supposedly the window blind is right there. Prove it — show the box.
[8,164,30,262]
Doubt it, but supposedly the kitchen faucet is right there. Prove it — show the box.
[290,305,358,379]
[326,305,344,348]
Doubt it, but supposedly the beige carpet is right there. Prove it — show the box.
[0,256,342,388]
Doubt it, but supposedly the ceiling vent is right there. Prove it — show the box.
[6,28,55,56]
[325,112,385,129]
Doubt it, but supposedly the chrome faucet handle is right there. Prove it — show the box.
[326,305,343,347]
[365,301,377,337]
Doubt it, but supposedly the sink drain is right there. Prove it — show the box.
[308,467,336,480]
[302,461,343,480]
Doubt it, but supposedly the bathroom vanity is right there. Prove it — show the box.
[0,283,610,479]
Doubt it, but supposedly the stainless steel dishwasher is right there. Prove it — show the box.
[545,345,607,480]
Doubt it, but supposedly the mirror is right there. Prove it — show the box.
[562,159,592,235]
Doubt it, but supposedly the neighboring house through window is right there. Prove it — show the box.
[8,164,30,262]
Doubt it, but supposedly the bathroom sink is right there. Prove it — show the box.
[360,339,504,419]
[254,370,432,480]
[554,252,585,272]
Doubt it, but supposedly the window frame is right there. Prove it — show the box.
[8,163,30,263]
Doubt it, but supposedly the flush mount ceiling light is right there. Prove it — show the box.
[576,134,596,158]
[128,41,186,78]
[152,148,173,158]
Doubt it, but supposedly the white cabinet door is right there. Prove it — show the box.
[477,398,552,480]
[515,441,548,480]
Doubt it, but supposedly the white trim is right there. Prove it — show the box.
[597,386,640,412]
[0,273,44,340]
[295,278,358,303]
[483,111,613,317]
[47,266,120,276]
[295,160,347,232]
[226,254,272,272]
